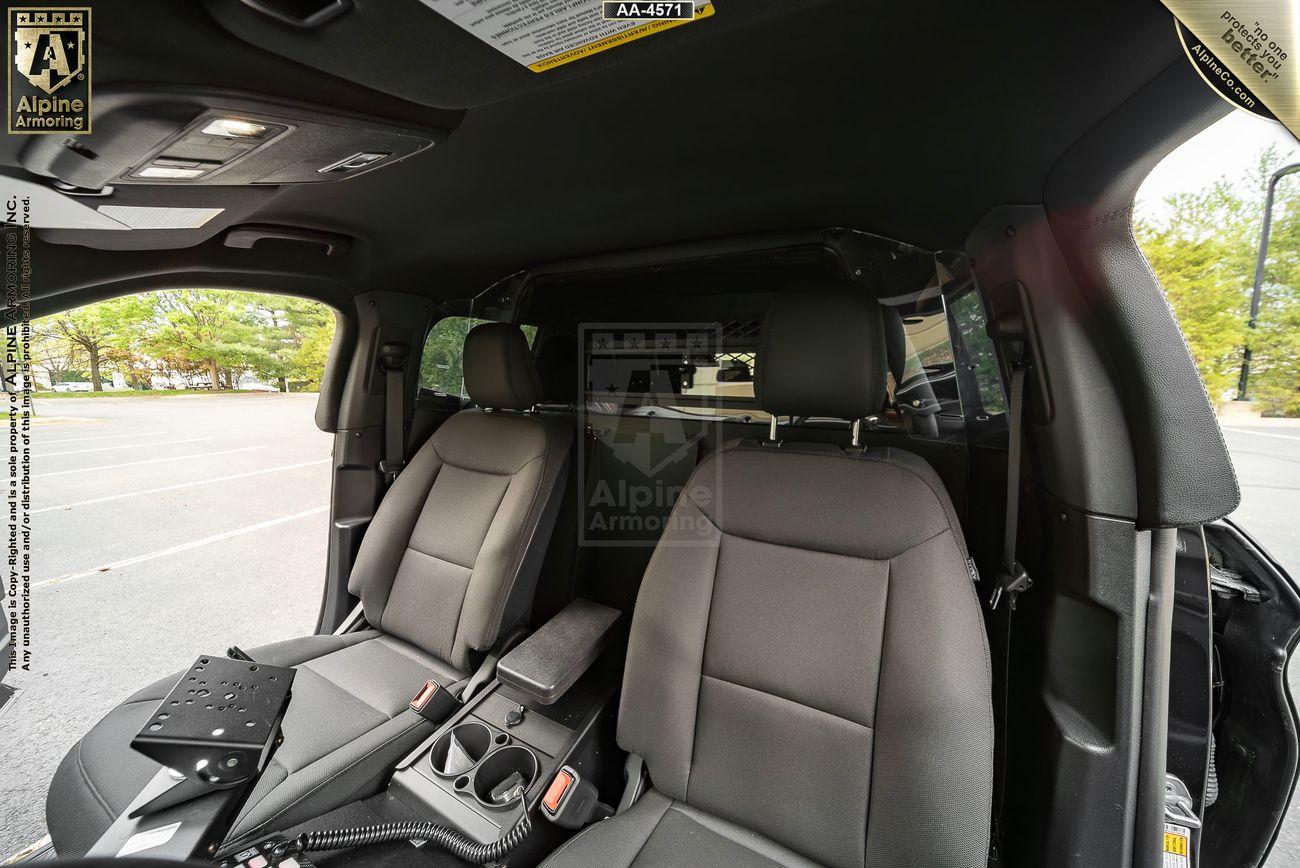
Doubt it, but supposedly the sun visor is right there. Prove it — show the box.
[18,88,445,192]
[0,174,129,231]
[4,173,280,251]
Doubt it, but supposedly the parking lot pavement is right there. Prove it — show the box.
[0,393,333,858]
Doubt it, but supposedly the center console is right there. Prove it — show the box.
[385,598,624,862]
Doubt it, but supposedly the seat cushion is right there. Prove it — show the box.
[543,790,821,868]
[46,631,461,857]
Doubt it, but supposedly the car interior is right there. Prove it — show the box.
[7,1,1300,867]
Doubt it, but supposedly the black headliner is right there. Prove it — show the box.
[17,0,1206,306]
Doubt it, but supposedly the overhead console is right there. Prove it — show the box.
[19,87,445,192]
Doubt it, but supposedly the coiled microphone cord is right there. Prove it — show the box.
[278,789,531,865]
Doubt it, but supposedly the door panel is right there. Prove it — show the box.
[1200,519,1300,867]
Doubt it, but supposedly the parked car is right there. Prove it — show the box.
[49,382,91,393]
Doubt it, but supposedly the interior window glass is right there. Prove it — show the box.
[419,315,487,396]
[948,289,1007,415]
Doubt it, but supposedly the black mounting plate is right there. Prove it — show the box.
[131,655,295,784]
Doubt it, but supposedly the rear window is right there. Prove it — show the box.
[578,296,970,438]
[510,237,1004,441]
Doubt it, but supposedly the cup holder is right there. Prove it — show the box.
[470,745,538,809]
[429,722,491,778]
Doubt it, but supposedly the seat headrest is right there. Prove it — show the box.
[534,333,580,405]
[464,322,542,411]
[755,280,888,420]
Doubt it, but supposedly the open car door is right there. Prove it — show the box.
[1171,522,1300,867]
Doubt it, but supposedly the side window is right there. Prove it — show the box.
[418,318,539,397]
[420,316,486,396]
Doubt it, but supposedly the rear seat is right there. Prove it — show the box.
[45,323,573,856]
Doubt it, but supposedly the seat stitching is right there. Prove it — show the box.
[373,445,445,634]
[864,561,890,866]
[666,805,806,867]
[236,716,430,839]
[373,634,463,679]
[446,457,524,663]
[684,518,723,803]
[73,738,114,819]
[538,796,670,867]
[723,442,969,559]
[232,758,288,821]
[482,447,551,644]
[73,695,169,819]
[700,674,873,731]
[681,514,952,564]
[294,665,392,721]
[401,544,475,573]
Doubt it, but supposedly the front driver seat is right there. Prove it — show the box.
[544,281,993,868]
[46,323,573,856]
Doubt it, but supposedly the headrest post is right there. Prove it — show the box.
[851,418,862,448]
[768,416,779,442]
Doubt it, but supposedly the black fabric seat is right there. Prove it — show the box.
[45,323,573,856]
[543,282,993,868]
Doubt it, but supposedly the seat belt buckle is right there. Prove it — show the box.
[378,459,405,485]
[409,679,459,723]
[989,561,1033,611]
[541,765,604,829]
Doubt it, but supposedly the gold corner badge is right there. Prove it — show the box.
[1162,1,1296,137]
[8,7,91,134]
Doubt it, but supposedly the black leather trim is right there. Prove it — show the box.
[755,280,888,420]
[464,322,543,410]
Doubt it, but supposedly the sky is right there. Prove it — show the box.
[1136,110,1300,223]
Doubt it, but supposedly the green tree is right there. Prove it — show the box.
[146,290,265,389]
[1136,145,1300,415]
[39,297,141,391]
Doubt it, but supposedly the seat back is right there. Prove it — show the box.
[615,282,994,868]
[349,323,572,672]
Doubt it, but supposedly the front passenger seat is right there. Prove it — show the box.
[46,322,573,856]
[544,281,992,868]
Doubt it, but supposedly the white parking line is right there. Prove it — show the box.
[40,430,167,445]
[33,458,331,514]
[1223,426,1300,442]
[42,437,209,457]
[33,445,267,478]
[34,506,330,589]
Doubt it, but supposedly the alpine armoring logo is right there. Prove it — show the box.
[8,7,91,134]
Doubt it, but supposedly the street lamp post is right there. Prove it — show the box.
[1237,161,1300,401]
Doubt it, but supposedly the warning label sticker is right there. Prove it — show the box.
[1162,823,1191,868]
[418,0,715,73]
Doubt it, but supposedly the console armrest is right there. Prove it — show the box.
[498,599,620,704]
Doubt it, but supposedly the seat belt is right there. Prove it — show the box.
[378,342,410,485]
[987,358,1033,866]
